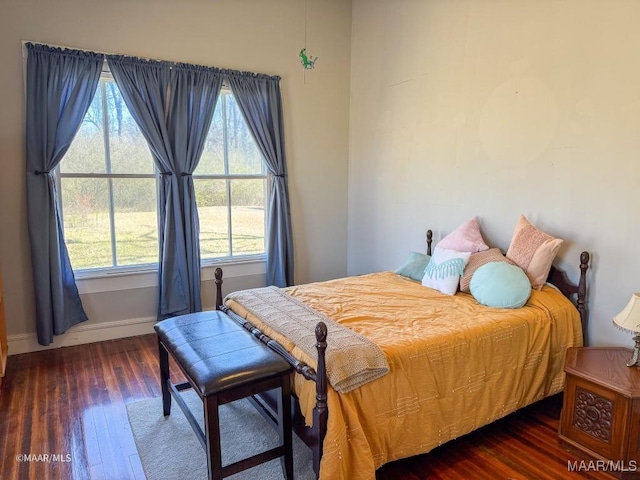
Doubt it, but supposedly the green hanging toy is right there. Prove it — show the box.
[299,48,317,70]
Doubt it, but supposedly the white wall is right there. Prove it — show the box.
[348,0,640,346]
[0,0,351,350]
[6,0,638,351]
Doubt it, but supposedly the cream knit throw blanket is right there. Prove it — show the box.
[225,286,389,394]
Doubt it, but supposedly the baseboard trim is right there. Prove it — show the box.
[7,316,158,355]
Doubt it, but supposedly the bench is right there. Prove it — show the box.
[154,310,294,480]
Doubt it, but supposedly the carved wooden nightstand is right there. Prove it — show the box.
[559,347,640,479]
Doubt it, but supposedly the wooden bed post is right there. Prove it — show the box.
[214,267,330,477]
[215,267,223,310]
[577,251,590,343]
[426,230,433,256]
[313,322,328,478]
[546,251,590,345]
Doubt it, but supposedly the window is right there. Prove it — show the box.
[58,76,266,273]
[194,90,267,261]
[59,76,159,271]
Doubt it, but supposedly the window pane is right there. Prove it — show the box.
[60,86,106,174]
[195,179,229,258]
[60,178,112,269]
[112,179,159,266]
[195,99,225,175]
[106,81,155,174]
[225,94,264,175]
[231,179,265,255]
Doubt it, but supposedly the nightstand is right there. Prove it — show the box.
[559,347,640,479]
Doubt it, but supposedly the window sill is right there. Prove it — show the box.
[76,257,266,295]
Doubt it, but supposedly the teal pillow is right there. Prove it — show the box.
[470,261,531,308]
[395,252,431,281]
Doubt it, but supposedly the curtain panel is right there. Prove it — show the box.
[25,42,293,338]
[225,73,294,287]
[25,43,103,345]
[106,56,223,319]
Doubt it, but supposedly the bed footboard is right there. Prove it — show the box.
[215,268,328,477]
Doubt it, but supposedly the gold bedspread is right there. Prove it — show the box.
[224,271,583,480]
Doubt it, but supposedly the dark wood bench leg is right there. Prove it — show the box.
[158,337,171,416]
[278,380,294,480]
[204,395,223,480]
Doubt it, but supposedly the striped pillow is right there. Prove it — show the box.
[460,248,515,293]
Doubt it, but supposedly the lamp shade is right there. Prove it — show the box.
[613,293,640,333]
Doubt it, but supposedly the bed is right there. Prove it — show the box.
[214,229,590,480]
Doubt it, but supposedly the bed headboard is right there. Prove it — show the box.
[425,229,589,341]
[547,251,590,333]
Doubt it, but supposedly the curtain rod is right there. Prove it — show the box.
[20,40,281,80]
[21,40,122,63]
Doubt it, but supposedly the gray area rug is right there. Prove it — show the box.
[127,390,315,480]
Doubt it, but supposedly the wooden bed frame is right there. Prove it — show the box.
[214,230,590,478]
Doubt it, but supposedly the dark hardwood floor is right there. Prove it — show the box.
[0,334,614,480]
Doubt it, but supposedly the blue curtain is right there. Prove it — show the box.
[25,43,103,345]
[225,73,294,287]
[107,56,223,319]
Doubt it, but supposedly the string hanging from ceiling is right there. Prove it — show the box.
[299,0,317,83]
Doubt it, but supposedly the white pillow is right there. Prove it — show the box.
[422,246,471,295]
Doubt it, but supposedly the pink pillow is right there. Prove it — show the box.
[437,217,489,253]
[506,215,563,290]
